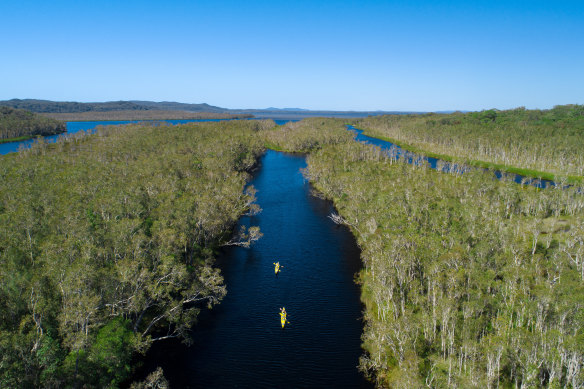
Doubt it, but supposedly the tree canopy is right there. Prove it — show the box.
[355,105,584,180]
[0,119,270,387]
[262,117,584,388]
[0,106,66,141]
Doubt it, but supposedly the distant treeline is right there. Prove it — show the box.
[0,99,151,113]
[0,106,66,141]
[40,110,253,121]
[260,119,584,388]
[0,99,233,115]
[130,100,227,113]
[355,105,584,180]
[0,120,272,388]
[0,98,416,119]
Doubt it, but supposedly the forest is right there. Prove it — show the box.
[0,120,270,387]
[2,107,583,388]
[0,107,66,142]
[261,117,584,388]
[354,105,584,182]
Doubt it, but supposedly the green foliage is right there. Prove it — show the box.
[308,140,584,388]
[0,119,267,386]
[260,117,354,152]
[262,118,584,388]
[356,105,584,179]
[0,106,66,141]
[59,318,135,388]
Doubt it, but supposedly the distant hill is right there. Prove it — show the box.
[130,100,227,113]
[0,99,422,119]
[0,106,66,141]
[0,99,153,113]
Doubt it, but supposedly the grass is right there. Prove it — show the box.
[263,142,284,151]
[0,135,34,144]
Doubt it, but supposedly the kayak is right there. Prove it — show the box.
[274,262,280,274]
[280,312,287,328]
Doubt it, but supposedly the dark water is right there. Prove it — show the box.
[349,125,557,188]
[140,150,371,388]
[0,119,294,155]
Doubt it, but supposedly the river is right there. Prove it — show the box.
[137,150,371,388]
[2,119,371,386]
[4,118,556,386]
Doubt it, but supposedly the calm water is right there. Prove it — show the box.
[139,150,371,388]
[349,125,557,188]
[0,119,294,155]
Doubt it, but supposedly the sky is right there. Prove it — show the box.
[1,0,582,112]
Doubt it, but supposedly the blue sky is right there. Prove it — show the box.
[1,0,582,111]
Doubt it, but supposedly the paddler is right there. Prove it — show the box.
[279,307,287,328]
[273,261,283,275]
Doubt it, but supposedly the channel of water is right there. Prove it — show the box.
[349,125,557,188]
[138,150,371,387]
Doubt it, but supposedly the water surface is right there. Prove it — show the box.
[141,150,371,388]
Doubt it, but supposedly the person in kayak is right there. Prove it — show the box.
[273,261,283,275]
[279,307,288,328]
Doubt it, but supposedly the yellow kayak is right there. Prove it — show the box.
[274,262,281,274]
[279,310,287,328]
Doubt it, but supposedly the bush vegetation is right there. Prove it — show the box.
[0,107,66,142]
[3,112,583,388]
[0,119,270,387]
[262,118,584,388]
[354,105,584,180]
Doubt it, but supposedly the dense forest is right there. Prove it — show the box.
[2,111,583,388]
[261,119,584,388]
[0,120,271,387]
[355,105,584,181]
[0,107,66,142]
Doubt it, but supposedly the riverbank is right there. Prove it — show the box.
[306,140,584,387]
[0,106,66,142]
[260,118,584,388]
[359,129,583,184]
[0,120,268,387]
[354,106,584,182]
[133,149,371,387]
[0,135,35,144]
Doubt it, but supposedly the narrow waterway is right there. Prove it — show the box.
[140,150,371,388]
[350,125,557,188]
